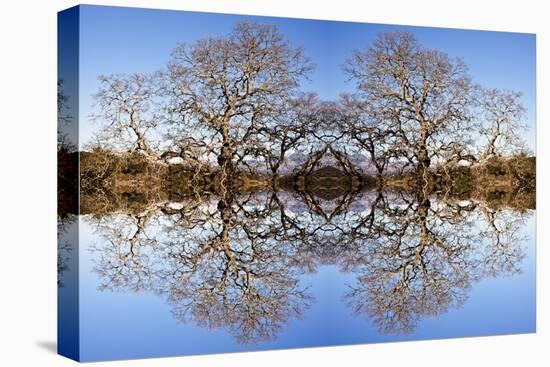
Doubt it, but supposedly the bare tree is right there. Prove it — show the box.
[164,22,313,192]
[58,79,78,217]
[58,79,76,153]
[477,87,528,160]
[340,93,395,182]
[287,97,365,181]
[91,73,161,156]
[344,32,474,186]
[57,79,72,126]
[256,92,316,178]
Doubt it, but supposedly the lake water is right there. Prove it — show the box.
[58,191,536,361]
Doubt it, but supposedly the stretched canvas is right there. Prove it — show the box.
[58,4,536,362]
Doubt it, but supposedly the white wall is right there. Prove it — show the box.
[0,0,547,366]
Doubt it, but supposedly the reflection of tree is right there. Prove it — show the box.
[342,191,528,334]
[88,192,313,343]
[162,194,314,343]
[90,207,161,292]
[87,185,530,340]
[476,205,527,277]
[57,213,76,288]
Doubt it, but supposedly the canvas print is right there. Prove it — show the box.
[58,5,536,362]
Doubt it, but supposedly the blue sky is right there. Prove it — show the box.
[74,5,536,151]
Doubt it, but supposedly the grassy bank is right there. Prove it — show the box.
[60,151,535,215]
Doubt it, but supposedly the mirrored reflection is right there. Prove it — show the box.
[75,181,532,342]
[340,192,529,334]
[57,213,76,288]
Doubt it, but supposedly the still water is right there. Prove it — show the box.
[59,190,535,361]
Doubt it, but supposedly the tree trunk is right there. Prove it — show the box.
[217,124,236,194]
[416,134,431,193]
[416,144,431,191]
[269,162,280,190]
